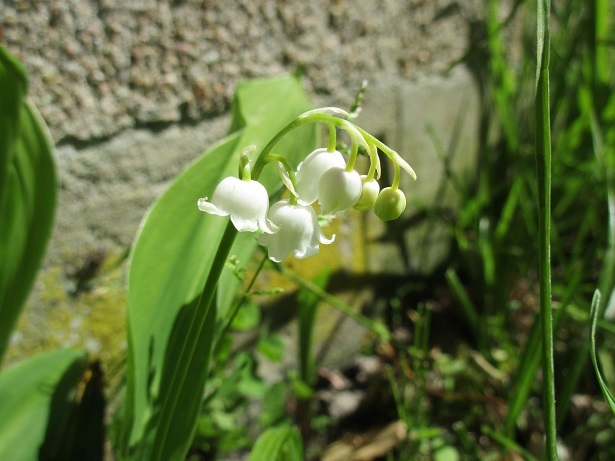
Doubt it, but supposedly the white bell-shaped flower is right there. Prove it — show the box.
[318,167,362,214]
[295,148,346,205]
[198,176,277,233]
[258,199,334,262]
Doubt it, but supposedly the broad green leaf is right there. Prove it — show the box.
[122,76,317,460]
[248,426,303,461]
[589,290,615,413]
[0,349,88,461]
[0,46,57,362]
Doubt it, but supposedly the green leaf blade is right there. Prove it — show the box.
[0,46,56,362]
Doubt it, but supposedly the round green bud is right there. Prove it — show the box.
[373,187,406,221]
[353,176,380,211]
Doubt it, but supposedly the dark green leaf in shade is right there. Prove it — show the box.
[39,360,106,461]
[0,46,56,363]
[0,349,88,461]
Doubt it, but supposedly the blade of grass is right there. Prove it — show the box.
[555,12,615,420]
[297,270,331,388]
[589,290,615,412]
[482,425,539,461]
[411,303,431,429]
[445,268,480,341]
[270,259,391,342]
[593,0,610,85]
[296,269,331,441]
[494,177,523,242]
[214,253,269,358]
[504,267,583,436]
[535,0,558,458]
[588,98,615,319]
[452,422,481,461]
[487,0,518,153]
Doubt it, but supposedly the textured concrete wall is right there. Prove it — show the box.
[1,0,484,365]
[2,0,481,142]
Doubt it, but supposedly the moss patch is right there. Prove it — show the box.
[5,252,127,387]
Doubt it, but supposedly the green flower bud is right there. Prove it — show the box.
[374,187,406,221]
[354,176,380,211]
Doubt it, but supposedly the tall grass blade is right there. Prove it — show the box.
[589,290,615,412]
[482,425,539,461]
[445,268,479,340]
[297,270,331,387]
[535,0,558,458]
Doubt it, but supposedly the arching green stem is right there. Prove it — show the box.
[262,153,299,204]
[391,158,401,190]
[239,144,257,181]
[239,152,251,181]
[250,108,411,194]
[354,126,417,181]
[345,143,359,172]
[365,142,380,181]
[327,124,337,152]
[251,108,367,180]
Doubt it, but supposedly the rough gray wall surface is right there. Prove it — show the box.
[2,0,480,143]
[53,118,230,266]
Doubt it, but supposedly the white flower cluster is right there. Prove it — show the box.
[197,110,415,262]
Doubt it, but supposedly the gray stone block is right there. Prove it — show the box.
[358,67,479,275]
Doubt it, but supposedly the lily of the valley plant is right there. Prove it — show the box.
[198,107,416,262]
